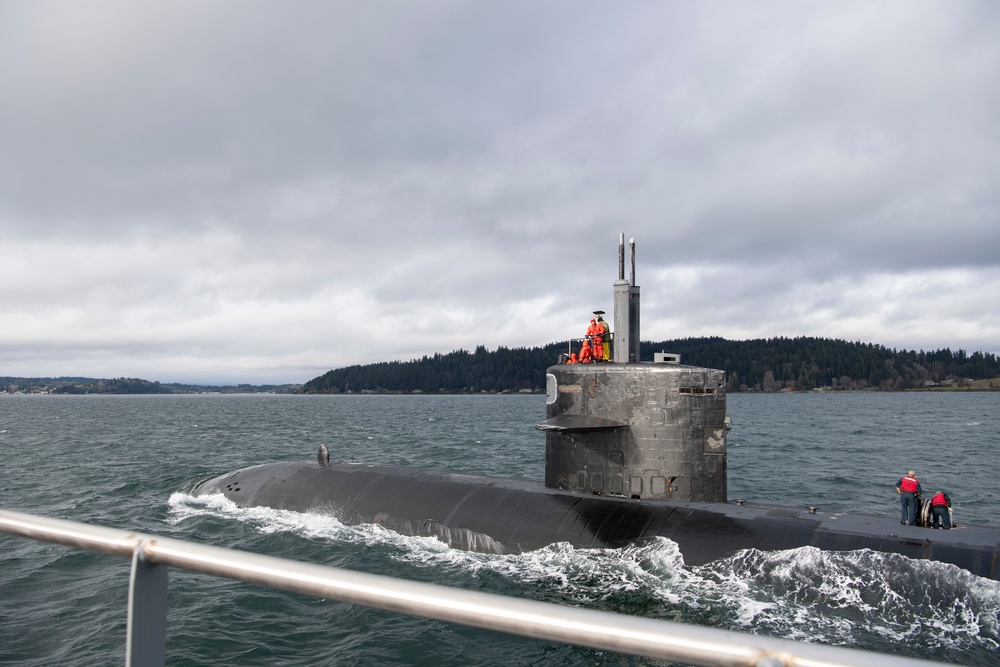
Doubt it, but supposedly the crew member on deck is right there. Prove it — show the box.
[578,339,593,364]
[586,318,602,362]
[597,313,611,361]
[930,491,952,529]
[895,470,921,525]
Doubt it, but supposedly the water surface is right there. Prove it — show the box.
[1,392,998,666]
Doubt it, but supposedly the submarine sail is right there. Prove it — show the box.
[540,236,727,503]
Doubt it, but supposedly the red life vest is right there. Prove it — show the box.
[899,476,919,493]
[931,492,948,507]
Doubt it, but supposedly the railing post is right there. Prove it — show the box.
[126,540,167,667]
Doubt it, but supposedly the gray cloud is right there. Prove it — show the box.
[1,1,998,383]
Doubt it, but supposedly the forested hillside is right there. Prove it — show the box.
[639,337,999,392]
[303,337,1000,394]
[303,345,557,394]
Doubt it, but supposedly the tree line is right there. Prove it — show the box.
[303,337,1000,394]
[303,345,556,394]
[639,337,999,392]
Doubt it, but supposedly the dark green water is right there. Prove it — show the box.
[1,393,998,666]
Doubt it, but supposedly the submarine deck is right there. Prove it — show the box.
[197,460,1000,579]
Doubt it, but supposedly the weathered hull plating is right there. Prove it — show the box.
[196,461,1000,579]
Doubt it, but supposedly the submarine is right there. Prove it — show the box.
[196,236,1000,580]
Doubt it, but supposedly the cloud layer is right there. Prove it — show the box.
[2,1,998,383]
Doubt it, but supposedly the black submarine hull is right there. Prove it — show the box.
[196,460,1000,580]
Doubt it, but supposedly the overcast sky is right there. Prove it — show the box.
[2,1,998,385]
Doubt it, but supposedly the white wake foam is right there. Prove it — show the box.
[168,493,1000,655]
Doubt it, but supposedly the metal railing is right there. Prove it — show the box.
[0,508,952,667]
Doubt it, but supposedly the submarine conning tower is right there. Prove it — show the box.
[538,235,728,503]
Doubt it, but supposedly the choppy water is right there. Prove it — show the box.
[1,392,999,666]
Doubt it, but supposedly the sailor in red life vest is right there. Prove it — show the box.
[930,491,952,529]
[895,470,922,525]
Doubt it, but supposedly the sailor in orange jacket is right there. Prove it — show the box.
[586,319,602,363]
[578,340,593,364]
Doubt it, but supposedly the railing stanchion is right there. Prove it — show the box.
[126,540,168,667]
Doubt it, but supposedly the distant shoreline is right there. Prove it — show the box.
[4,372,997,396]
[5,387,999,396]
[0,376,303,396]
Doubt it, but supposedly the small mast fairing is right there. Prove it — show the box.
[614,234,640,363]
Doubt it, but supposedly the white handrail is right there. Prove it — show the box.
[0,509,953,667]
